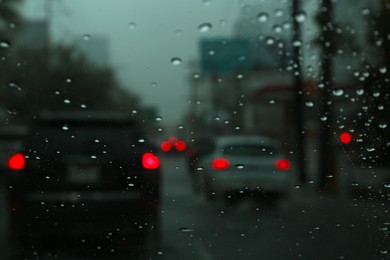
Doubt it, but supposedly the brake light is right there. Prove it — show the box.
[212,158,230,170]
[175,140,186,152]
[275,159,291,171]
[161,141,172,152]
[142,153,160,169]
[8,153,25,170]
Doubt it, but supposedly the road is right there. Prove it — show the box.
[0,154,389,259]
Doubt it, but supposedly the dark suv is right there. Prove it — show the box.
[5,112,161,255]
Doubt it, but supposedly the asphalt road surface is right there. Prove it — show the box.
[0,155,389,259]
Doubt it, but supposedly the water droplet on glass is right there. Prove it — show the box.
[378,104,384,110]
[320,116,327,121]
[175,29,183,36]
[268,99,275,104]
[237,74,243,79]
[332,88,344,96]
[275,9,284,17]
[378,66,387,74]
[0,40,11,48]
[128,22,137,29]
[266,37,275,45]
[373,92,380,97]
[198,22,212,33]
[180,227,194,232]
[193,73,200,79]
[155,116,163,121]
[235,164,245,169]
[66,78,72,83]
[64,99,71,104]
[257,13,269,23]
[214,116,221,121]
[171,57,182,66]
[9,82,21,91]
[295,11,307,23]
[62,126,69,131]
[356,89,364,95]
[91,155,97,159]
[273,25,282,33]
[379,123,387,129]
[80,104,87,108]
[195,167,204,171]
[178,125,184,129]
[366,147,375,152]
[361,8,370,15]
[305,101,314,107]
[83,34,91,41]
[138,138,145,143]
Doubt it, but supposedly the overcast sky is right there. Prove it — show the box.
[20,0,249,124]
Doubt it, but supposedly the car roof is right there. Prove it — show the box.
[215,135,279,147]
[36,111,137,125]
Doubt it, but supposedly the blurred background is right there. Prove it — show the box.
[0,0,389,259]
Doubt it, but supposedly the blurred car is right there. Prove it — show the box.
[186,135,215,192]
[198,135,292,204]
[0,125,27,177]
[5,112,161,253]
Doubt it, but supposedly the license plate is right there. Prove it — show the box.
[68,165,100,184]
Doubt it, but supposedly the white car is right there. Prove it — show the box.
[198,135,293,203]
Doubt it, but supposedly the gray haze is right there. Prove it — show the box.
[21,0,245,124]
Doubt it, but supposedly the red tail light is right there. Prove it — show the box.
[212,158,230,170]
[161,141,172,152]
[175,140,186,152]
[8,153,25,170]
[142,153,160,169]
[275,159,291,171]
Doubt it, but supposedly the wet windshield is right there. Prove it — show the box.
[0,0,389,259]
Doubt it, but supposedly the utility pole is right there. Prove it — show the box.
[318,0,335,191]
[292,0,307,184]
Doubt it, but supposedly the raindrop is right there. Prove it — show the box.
[175,29,183,36]
[198,22,212,33]
[268,100,275,104]
[235,164,245,169]
[356,89,364,95]
[384,183,390,188]
[62,126,69,131]
[305,101,314,107]
[180,227,194,232]
[257,13,269,23]
[9,82,21,91]
[273,25,282,33]
[361,8,370,15]
[266,37,275,45]
[320,116,327,121]
[138,138,145,143]
[379,123,387,129]
[64,99,71,104]
[0,40,11,48]
[80,104,87,108]
[94,139,100,143]
[193,73,200,79]
[214,116,221,121]
[332,88,344,96]
[237,74,243,79]
[378,104,384,110]
[195,167,204,171]
[373,92,380,97]
[366,148,375,152]
[178,125,184,129]
[171,57,182,66]
[275,9,284,17]
[151,82,157,87]
[66,78,72,83]
[91,155,97,159]
[83,34,91,41]
[379,67,387,74]
[155,116,163,121]
[128,22,137,29]
[295,11,307,23]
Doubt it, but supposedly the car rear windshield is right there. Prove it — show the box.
[26,122,140,156]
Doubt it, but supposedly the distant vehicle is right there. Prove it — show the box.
[198,135,292,204]
[5,112,161,253]
[186,136,215,192]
